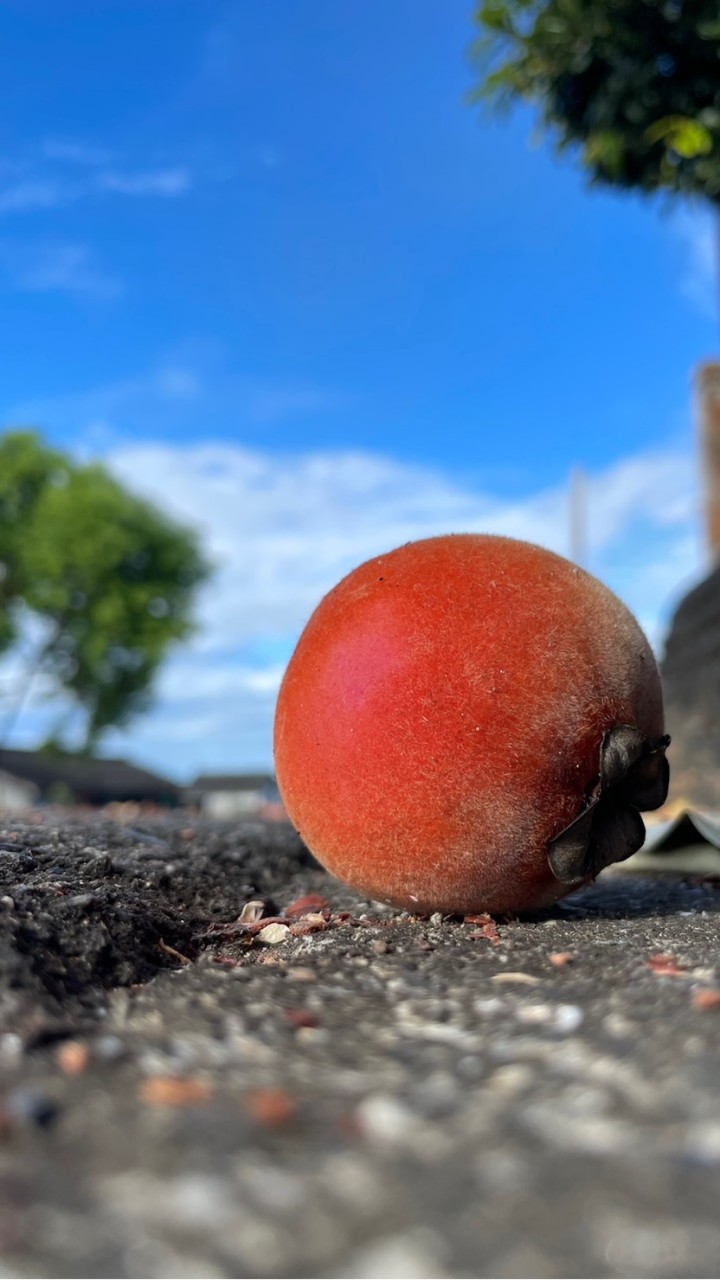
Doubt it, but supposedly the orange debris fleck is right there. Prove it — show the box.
[140,1076,214,1106]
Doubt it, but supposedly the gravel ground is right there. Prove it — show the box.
[0,813,720,1279]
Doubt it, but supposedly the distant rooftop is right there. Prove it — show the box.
[0,749,179,804]
[189,773,275,792]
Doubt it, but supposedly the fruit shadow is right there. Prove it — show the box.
[517,869,720,923]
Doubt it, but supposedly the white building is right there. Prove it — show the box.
[185,774,283,820]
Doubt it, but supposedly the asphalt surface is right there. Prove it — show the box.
[0,812,719,1279]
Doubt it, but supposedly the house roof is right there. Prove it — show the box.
[189,773,276,792]
[0,749,179,802]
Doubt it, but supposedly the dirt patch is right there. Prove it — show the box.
[0,814,317,1036]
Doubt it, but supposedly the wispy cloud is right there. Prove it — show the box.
[675,207,716,321]
[5,242,123,300]
[95,168,191,197]
[3,359,338,435]
[0,144,195,299]
[43,139,112,166]
[201,16,238,84]
[250,386,341,422]
[0,140,193,216]
[0,180,72,213]
[153,367,202,398]
[2,364,206,443]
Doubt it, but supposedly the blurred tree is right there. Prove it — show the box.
[0,431,71,652]
[0,430,209,749]
[472,0,720,203]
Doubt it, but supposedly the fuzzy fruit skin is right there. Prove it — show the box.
[273,534,665,916]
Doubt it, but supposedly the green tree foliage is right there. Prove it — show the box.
[0,430,209,748]
[0,431,71,651]
[473,0,720,202]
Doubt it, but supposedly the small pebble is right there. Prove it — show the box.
[95,1035,127,1062]
[245,1088,297,1127]
[6,1089,59,1128]
[294,1026,329,1045]
[692,988,720,1011]
[285,1008,319,1029]
[489,1063,534,1095]
[552,1004,584,1035]
[286,966,317,982]
[257,923,291,945]
[355,1094,416,1145]
[238,900,265,923]
[65,892,97,909]
[140,1076,214,1106]
[0,1034,23,1066]
[492,972,541,986]
[57,1040,90,1075]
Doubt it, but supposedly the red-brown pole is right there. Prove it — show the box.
[698,362,720,560]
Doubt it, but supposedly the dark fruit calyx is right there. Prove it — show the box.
[548,726,671,885]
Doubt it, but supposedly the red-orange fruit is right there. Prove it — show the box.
[273,534,669,916]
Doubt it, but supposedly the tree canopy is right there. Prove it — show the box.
[0,430,209,749]
[473,0,720,203]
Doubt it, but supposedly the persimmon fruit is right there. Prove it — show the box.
[273,534,669,915]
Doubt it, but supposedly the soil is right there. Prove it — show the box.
[1,812,720,1278]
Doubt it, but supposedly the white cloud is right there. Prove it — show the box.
[159,663,288,704]
[0,145,192,219]
[5,242,123,300]
[105,440,699,639]
[96,168,191,197]
[88,436,701,777]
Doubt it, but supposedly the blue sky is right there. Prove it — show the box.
[0,0,715,779]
